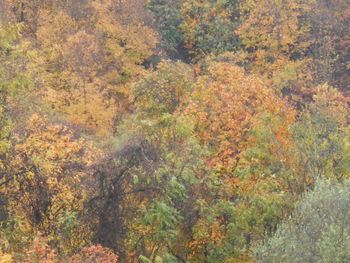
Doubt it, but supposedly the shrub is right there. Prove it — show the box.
[253,178,350,263]
[70,245,118,263]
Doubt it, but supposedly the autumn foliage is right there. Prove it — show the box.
[0,0,349,262]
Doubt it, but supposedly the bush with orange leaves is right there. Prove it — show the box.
[70,245,118,263]
[23,238,118,263]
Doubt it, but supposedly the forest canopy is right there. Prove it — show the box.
[0,0,349,262]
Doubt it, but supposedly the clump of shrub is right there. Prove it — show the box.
[22,238,118,263]
[253,178,350,263]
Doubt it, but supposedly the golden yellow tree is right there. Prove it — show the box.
[4,114,100,253]
[31,0,158,135]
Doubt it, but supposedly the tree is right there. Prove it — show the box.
[304,0,350,92]
[237,0,350,99]
[174,55,296,261]
[148,0,242,60]
[292,85,350,181]
[254,178,350,263]
[237,0,315,97]
[31,0,158,134]
[3,114,99,253]
[180,0,241,60]
[134,59,194,118]
[183,54,295,173]
[147,0,185,57]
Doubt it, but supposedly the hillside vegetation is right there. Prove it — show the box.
[0,0,349,262]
